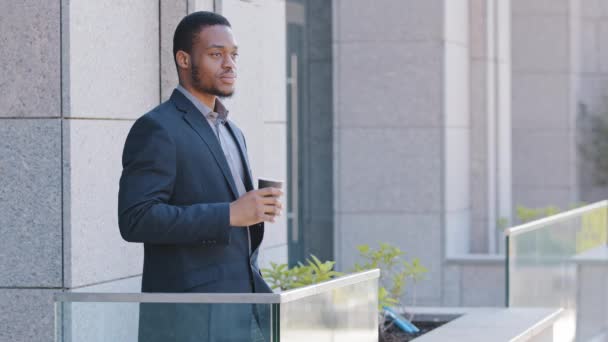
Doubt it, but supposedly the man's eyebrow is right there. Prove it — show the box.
[206,44,239,50]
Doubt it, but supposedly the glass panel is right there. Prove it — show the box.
[56,302,271,342]
[507,202,608,341]
[55,271,380,342]
[279,278,378,341]
[285,0,335,266]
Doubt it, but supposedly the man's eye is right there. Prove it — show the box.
[210,53,222,57]
[232,53,239,58]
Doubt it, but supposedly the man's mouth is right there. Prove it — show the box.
[220,74,237,84]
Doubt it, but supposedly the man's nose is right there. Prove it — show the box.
[223,55,236,70]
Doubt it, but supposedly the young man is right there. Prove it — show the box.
[118,11,281,341]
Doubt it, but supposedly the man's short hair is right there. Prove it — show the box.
[173,11,232,67]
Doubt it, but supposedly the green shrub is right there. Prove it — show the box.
[352,243,427,309]
[261,255,343,291]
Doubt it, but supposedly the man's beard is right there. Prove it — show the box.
[191,63,234,99]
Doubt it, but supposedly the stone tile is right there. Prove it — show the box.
[602,1,608,17]
[512,130,574,188]
[442,264,462,306]
[580,0,602,18]
[445,210,471,256]
[336,41,443,128]
[599,22,608,73]
[511,15,570,72]
[335,0,443,42]
[470,60,489,161]
[470,217,490,253]
[160,0,188,102]
[444,44,470,128]
[512,73,571,130]
[73,275,142,293]
[470,157,488,217]
[189,0,214,12]
[461,263,506,306]
[0,1,60,117]
[67,0,159,118]
[339,127,441,158]
[511,0,570,15]
[0,289,56,342]
[580,21,600,73]
[469,0,487,59]
[337,127,442,213]
[444,0,469,45]
[445,128,470,212]
[512,186,576,210]
[0,119,61,287]
[337,213,442,305]
[496,1,511,63]
[64,119,142,288]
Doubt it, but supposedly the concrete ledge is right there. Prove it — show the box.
[407,307,564,341]
[445,253,506,265]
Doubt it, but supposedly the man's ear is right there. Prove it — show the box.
[175,50,190,70]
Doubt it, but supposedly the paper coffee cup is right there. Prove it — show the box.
[258,178,283,190]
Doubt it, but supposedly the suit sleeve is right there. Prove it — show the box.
[118,115,231,245]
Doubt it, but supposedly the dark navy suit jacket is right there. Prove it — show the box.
[118,89,272,295]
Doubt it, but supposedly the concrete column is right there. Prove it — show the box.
[511,0,580,210]
[469,0,512,254]
[333,0,471,305]
[1,0,172,340]
[62,0,160,290]
[0,2,63,341]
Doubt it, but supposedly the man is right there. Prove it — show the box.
[118,11,281,341]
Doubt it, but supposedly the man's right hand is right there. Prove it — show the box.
[229,188,283,227]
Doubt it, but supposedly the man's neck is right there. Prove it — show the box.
[179,83,216,110]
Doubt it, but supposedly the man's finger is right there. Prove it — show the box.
[260,197,281,206]
[263,204,279,215]
[259,187,283,197]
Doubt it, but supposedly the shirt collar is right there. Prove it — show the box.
[176,84,229,125]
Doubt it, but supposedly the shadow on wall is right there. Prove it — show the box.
[578,98,608,202]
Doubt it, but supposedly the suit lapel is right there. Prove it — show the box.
[225,121,255,192]
[172,90,240,200]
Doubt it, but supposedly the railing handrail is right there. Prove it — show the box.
[504,200,608,237]
[53,269,380,304]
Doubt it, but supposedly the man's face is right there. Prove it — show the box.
[189,25,238,98]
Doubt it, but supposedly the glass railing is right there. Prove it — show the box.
[54,269,379,342]
[506,201,608,341]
